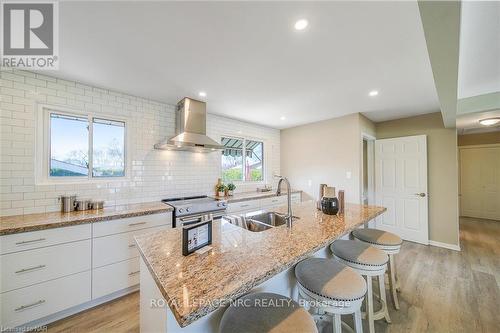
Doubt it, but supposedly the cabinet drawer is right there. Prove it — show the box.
[260,196,287,208]
[93,225,169,268]
[92,212,172,237]
[0,271,91,328]
[1,224,91,255]
[92,258,140,299]
[1,240,91,293]
[291,192,301,203]
[227,200,260,213]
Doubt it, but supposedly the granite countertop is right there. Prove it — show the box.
[134,200,386,328]
[0,202,173,236]
[213,189,302,203]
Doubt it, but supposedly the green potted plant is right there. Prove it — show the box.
[216,184,226,197]
[226,183,236,196]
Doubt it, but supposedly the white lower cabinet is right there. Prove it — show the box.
[92,225,169,268]
[227,192,302,214]
[0,211,172,329]
[1,240,91,293]
[92,258,140,299]
[0,271,91,328]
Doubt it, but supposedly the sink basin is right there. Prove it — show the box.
[245,219,273,232]
[225,212,300,233]
[247,212,300,228]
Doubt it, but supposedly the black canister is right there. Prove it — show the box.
[321,197,339,215]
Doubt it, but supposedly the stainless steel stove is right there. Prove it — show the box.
[162,195,227,228]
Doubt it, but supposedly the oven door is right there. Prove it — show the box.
[176,210,226,227]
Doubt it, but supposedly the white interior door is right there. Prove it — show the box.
[375,135,429,244]
[460,145,500,220]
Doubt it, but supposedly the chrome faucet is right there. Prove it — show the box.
[275,175,293,228]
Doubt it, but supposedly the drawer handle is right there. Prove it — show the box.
[128,244,136,248]
[240,204,250,207]
[15,238,46,245]
[128,270,140,276]
[15,300,46,311]
[128,222,147,227]
[15,264,46,274]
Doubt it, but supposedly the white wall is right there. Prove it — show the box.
[281,113,366,204]
[0,70,280,216]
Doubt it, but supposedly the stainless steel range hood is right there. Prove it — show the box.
[154,97,224,152]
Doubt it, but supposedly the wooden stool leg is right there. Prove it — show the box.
[353,309,363,333]
[366,276,375,333]
[378,273,392,323]
[388,254,400,310]
[333,313,342,333]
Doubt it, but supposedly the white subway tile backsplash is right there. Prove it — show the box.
[0,69,280,216]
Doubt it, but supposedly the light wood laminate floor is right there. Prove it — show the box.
[48,217,500,333]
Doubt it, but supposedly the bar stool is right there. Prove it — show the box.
[351,228,403,310]
[330,240,391,333]
[219,292,318,333]
[295,257,366,333]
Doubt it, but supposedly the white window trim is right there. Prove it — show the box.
[221,135,266,184]
[35,103,131,185]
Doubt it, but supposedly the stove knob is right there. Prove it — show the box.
[186,207,191,212]
[178,208,184,213]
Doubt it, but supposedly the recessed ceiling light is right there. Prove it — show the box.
[199,91,207,97]
[479,117,500,126]
[294,19,308,31]
[369,90,379,97]
[280,116,286,120]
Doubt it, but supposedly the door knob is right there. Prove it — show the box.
[414,193,426,197]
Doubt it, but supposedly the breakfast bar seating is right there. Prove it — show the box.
[295,258,367,333]
[330,240,391,333]
[219,292,318,333]
[351,229,403,310]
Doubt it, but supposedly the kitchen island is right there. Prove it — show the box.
[135,201,386,333]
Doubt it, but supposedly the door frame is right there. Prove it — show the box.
[360,133,376,206]
[458,143,500,218]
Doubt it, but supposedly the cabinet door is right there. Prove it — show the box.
[93,212,172,237]
[1,240,91,293]
[227,200,260,214]
[0,271,91,328]
[92,258,140,299]
[1,224,91,255]
[260,196,287,208]
[93,225,169,268]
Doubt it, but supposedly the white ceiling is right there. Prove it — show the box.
[458,1,500,99]
[456,109,500,134]
[47,1,440,129]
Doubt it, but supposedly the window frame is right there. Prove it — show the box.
[220,135,265,184]
[36,104,129,184]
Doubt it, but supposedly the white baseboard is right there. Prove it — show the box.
[428,240,461,251]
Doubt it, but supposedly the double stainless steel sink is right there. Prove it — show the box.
[243,212,300,232]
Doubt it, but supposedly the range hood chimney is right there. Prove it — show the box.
[154,97,224,152]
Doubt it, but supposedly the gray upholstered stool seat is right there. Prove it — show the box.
[351,229,402,247]
[219,292,317,333]
[330,239,388,268]
[295,258,366,333]
[351,228,402,311]
[295,257,366,302]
